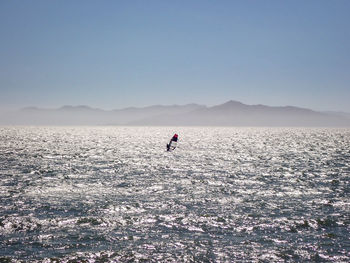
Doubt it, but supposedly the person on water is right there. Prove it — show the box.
[167,133,178,151]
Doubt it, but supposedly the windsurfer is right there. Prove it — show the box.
[167,133,178,151]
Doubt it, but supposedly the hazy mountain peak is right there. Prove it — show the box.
[20,106,40,111]
[224,100,245,105]
[220,100,246,107]
[210,100,248,110]
[58,105,103,111]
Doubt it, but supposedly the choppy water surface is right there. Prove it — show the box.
[0,126,349,262]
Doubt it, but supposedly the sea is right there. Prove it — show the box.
[0,126,349,262]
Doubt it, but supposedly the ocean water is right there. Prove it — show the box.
[0,126,349,262]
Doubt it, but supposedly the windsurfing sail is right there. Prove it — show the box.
[166,133,178,151]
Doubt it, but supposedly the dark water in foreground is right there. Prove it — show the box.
[0,127,349,262]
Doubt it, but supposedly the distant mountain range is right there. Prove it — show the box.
[1,100,350,126]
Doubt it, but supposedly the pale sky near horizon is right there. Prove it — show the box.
[1,0,349,112]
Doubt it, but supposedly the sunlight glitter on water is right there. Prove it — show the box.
[0,126,349,262]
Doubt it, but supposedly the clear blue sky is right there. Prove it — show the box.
[1,0,349,112]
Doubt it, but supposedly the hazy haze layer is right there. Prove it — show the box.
[1,101,349,127]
